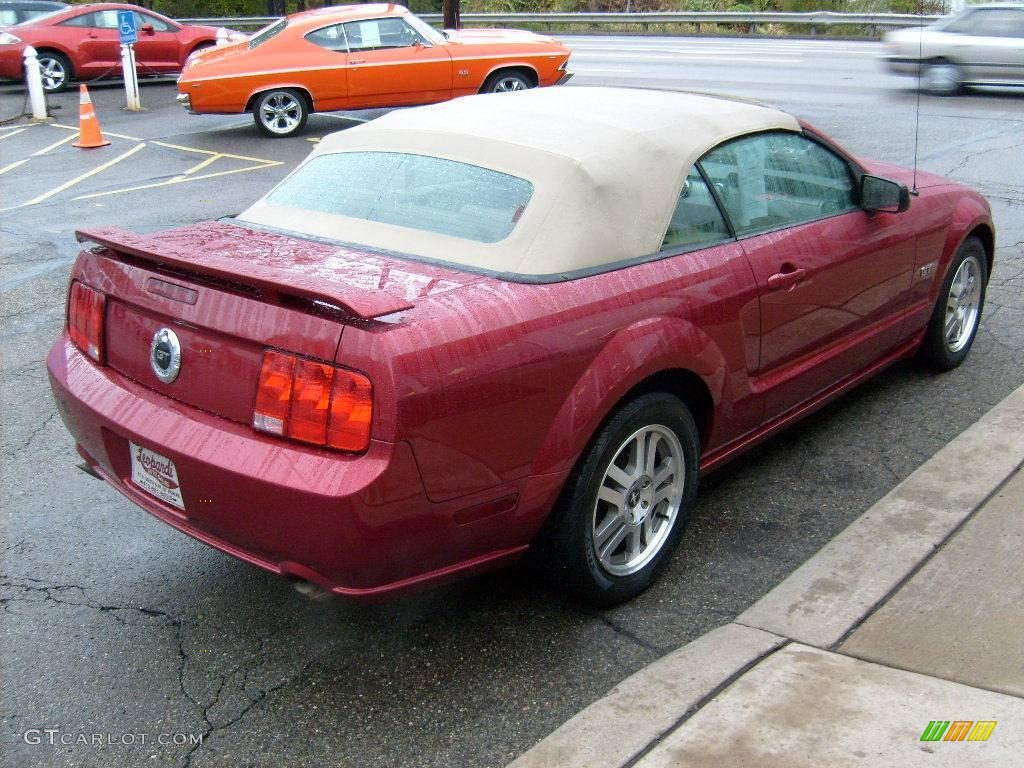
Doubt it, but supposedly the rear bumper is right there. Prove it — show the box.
[47,336,553,600]
[556,71,574,85]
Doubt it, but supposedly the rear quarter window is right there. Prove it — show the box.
[249,18,286,49]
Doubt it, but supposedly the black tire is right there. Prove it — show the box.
[540,392,700,606]
[917,236,987,371]
[481,69,533,94]
[252,88,309,138]
[35,50,71,94]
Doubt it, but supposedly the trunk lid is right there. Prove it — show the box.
[76,221,481,426]
[445,28,555,45]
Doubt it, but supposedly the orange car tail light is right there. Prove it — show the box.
[253,351,372,452]
[68,281,106,364]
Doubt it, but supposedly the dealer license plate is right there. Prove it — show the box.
[129,442,185,511]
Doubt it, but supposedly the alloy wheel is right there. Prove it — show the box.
[592,425,685,577]
[944,254,982,354]
[260,93,302,135]
[37,56,66,92]
[923,64,961,96]
[493,76,527,93]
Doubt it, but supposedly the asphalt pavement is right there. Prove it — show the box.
[1,36,1023,768]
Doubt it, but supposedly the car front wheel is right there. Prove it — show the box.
[35,51,71,93]
[917,236,987,371]
[253,89,309,138]
[922,61,963,96]
[542,392,700,606]
[482,70,533,94]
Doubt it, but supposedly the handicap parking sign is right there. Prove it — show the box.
[118,10,138,45]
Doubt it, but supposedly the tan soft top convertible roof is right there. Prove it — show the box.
[239,87,800,277]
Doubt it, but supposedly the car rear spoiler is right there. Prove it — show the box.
[75,226,415,320]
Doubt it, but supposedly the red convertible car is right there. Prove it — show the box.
[47,88,992,605]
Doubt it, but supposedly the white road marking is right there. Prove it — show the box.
[571,53,803,64]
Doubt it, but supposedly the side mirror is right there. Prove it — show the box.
[140,23,155,35]
[861,174,910,213]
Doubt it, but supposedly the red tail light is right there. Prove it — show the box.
[253,351,372,453]
[68,281,105,363]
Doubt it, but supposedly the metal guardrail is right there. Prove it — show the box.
[178,11,942,33]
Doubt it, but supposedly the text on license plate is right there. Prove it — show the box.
[129,442,185,511]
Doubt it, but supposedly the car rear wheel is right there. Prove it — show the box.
[922,61,963,96]
[36,51,71,94]
[482,70,533,94]
[541,392,699,606]
[253,89,309,138]
[917,236,987,371]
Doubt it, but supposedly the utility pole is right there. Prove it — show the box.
[443,0,461,30]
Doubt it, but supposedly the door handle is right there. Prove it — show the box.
[767,266,806,291]
[349,59,366,65]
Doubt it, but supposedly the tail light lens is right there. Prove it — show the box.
[68,281,105,363]
[253,351,372,453]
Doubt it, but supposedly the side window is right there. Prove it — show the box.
[59,12,97,27]
[306,23,348,53]
[661,167,731,250]
[343,18,419,52]
[93,10,120,29]
[698,132,857,238]
[135,12,173,33]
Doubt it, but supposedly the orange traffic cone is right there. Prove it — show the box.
[72,85,110,149]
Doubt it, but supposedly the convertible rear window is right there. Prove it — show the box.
[265,152,534,243]
[249,18,286,49]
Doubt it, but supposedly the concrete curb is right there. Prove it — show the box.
[507,624,785,768]
[508,383,1024,768]
[736,382,1024,648]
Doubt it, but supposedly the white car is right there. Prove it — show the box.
[883,3,1024,95]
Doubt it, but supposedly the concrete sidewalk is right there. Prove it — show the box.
[509,384,1024,768]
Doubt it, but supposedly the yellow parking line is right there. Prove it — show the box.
[0,127,30,140]
[0,159,29,176]
[74,159,282,200]
[177,153,224,177]
[51,123,142,142]
[151,140,218,156]
[31,132,81,156]
[151,140,280,166]
[20,143,146,207]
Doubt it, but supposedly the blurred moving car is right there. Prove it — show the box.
[176,3,572,137]
[0,2,219,92]
[884,3,1024,95]
[48,88,993,605]
[0,1,67,28]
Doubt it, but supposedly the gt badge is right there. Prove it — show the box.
[150,327,182,384]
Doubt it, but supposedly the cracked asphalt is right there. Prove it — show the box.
[2,37,1023,768]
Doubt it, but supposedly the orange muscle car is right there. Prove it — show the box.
[176,4,573,137]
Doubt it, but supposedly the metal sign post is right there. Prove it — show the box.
[117,10,142,111]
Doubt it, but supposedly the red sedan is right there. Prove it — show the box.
[47,88,992,605]
[0,2,218,92]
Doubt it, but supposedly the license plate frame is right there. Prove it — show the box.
[129,442,186,511]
